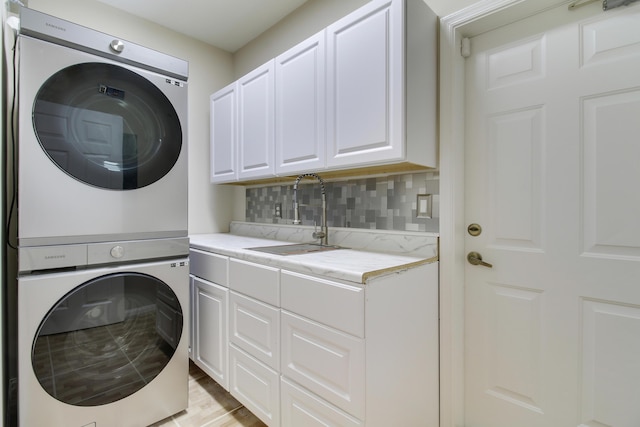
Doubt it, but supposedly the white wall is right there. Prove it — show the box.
[233,0,369,77]
[233,0,480,78]
[425,0,479,17]
[26,0,245,234]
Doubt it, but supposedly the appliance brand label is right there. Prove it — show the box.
[45,22,66,32]
[44,254,66,260]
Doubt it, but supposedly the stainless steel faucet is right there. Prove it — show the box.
[293,173,328,245]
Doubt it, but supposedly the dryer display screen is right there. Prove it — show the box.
[99,84,125,100]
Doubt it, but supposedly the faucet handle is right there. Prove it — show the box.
[312,221,326,241]
[312,230,326,240]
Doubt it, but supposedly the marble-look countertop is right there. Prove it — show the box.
[189,222,438,284]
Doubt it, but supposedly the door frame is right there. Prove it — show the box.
[438,1,570,425]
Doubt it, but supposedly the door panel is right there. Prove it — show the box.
[192,276,228,389]
[275,31,326,174]
[580,300,640,426]
[481,283,544,414]
[237,61,275,179]
[464,3,640,426]
[582,89,640,257]
[488,106,544,251]
[210,83,237,183]
[325,0,403,167]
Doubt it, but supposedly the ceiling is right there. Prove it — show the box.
[96,0,309,52]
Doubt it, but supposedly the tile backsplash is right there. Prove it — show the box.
[246,172,439,232]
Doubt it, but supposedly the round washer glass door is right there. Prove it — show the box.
[32,272,183,406]
[32,62,182,190]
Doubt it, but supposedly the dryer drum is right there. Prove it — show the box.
[32,62,182,190]
[31,272,183,406]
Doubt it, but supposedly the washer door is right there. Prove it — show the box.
[32,272,183,406]
[32,62,182,190]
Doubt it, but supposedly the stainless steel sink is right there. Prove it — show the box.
[246,243,344,256]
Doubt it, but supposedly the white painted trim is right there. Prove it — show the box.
[438,1,568,426]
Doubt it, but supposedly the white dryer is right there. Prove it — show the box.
[18,255,189,427]
[17,8,188,247]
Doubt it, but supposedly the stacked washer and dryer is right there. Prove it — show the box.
[16,8,190,427]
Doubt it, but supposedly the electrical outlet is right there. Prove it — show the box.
[274,203,282,218]
[416,194,433,218]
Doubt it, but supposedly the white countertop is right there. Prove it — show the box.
[189,231,437,284]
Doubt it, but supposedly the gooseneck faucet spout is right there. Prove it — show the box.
[293,173,328,245]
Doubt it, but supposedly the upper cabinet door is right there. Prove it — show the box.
[210,82,238,183]
[237,60,275,180]
[209,0,436,184]
[275,30,326,176]
[326,0,403,168]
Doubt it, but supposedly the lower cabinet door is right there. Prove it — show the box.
[192,276,228,390]
[281,378,363,427]
[229,344,280,426]
[229,290,280,370]
[281,311,365,419]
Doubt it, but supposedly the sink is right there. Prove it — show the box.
[246,243,344,256]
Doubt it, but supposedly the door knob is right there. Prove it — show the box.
[467,251,493,268]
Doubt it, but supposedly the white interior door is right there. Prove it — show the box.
[464,3,640,426]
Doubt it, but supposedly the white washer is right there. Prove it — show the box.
[18,8,188,247]
[18,255,190,427]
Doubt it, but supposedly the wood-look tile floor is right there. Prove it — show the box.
[149,362,267,427]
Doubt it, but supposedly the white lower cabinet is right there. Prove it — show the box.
[190,276,229,390]
[229,290,280,371]
[189,249,229,390]
[280,270,364,337]
[279,263,439,427]
[228,259,281,426]
[281,311,365,420]
[229,344,281,426]
[229,258,279,306]
[281,377,363,427]
[190,246,439,427]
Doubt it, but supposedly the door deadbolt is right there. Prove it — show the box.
[467,251,493,268]
[468,223,482,236]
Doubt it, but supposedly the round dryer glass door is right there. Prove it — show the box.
[32,62,182,190]
[32,272,183,406]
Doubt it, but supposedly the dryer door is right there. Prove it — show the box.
[32,62,182,190]
[31,272,183,406]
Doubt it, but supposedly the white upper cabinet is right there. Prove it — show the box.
[275,31,326,175]
[237,60,275,180]
[210,82,237,183]
[209,0,437,183]
[326,0,437,170]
